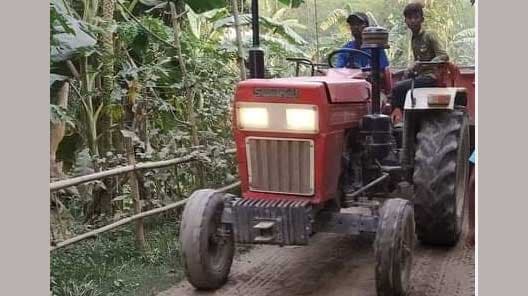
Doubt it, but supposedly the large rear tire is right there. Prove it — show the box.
[180,189,234,290]
[374,198,415,296]
[413,110,470,245]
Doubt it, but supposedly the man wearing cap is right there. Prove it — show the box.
[335,12,389,71]
[389,2,449,124]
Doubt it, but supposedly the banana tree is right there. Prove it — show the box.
[51,0,97,64]
[215,9,308,46]
[319,0,391,33]
[51,0,98,176]
[138,0,228,13]
[186,6,231,41]
[99,0,116,153]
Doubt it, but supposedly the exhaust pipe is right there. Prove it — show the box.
[362,27,389,114]
[249,0,265,78]
[360,27,392,162]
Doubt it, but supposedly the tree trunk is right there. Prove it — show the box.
[50,81,70,179]
[174,0,187,29]
[123,79,140,130]
[135,97,152,206]
[91,0,117,221]
[231,0,247,80]
[170,2,205,188]
[122,78,153,207]
[99,0,115,154]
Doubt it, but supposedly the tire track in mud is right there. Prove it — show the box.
[159,223,474,296]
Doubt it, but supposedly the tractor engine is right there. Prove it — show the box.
[358,114,396,190]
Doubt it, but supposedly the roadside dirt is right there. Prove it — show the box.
[159,217,474,296]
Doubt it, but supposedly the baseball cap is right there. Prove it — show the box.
[347,12,370,26]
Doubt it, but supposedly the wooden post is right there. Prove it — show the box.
[124,136,145,252]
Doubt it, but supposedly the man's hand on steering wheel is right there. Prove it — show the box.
[327,48,372,68]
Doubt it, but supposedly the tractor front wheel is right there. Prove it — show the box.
[180,189,235,290]
[374,198,415,296]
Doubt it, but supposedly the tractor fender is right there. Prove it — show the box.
[403,87,467,110]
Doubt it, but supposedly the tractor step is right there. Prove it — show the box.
[230,199,313,245]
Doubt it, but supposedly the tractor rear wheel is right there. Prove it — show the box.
[180,189,234,290]
[413,110,470,245]
[374,198,415,296]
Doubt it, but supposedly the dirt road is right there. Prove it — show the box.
[159,222,474,296]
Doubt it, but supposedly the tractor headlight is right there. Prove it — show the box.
[237,102,318,133]
[286,107,317,132]
[238,107,269,129]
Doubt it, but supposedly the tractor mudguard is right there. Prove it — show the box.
[403,87,467,110]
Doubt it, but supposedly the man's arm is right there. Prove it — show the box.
[429,33,449,62]
[380,49,390,71]
[334,41,355,68]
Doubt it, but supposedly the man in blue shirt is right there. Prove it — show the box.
[335,12,390,71]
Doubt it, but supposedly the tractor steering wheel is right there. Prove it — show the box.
[327,48,372,69]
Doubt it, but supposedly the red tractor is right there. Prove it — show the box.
[179,4,471,296]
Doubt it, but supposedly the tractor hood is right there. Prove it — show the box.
[236,76,371,104]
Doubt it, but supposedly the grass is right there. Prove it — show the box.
[51,216,184,296]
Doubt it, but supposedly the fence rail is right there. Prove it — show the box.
[50,147,239,252]
[50,148,236,192]
[50,181,241,252]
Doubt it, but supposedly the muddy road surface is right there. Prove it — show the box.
[159,221,474,296]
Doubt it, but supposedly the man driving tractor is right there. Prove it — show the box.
[389,2,450,124]
[336,12,389,71]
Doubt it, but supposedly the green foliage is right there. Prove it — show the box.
[117,15,173,61]
[139,0,228,13]
[52,280,103,296]
[51,0,76,38]
[51,104,76,129]
[315,0,475,67]
[51,219,183,296]
[216,13,307,46]
[187,6,230,40]
[184,0,227,13]
[50,0,97,63]
[278,0,305,8]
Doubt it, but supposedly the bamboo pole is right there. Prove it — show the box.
[50,181,241,252]
[50,154,195,191]
[49,148,236,192]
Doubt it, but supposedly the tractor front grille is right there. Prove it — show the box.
[246,137,314,195]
